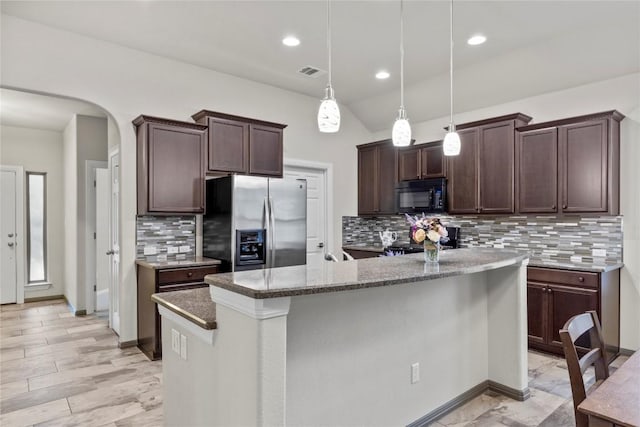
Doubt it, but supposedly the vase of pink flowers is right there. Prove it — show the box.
[405,214,449,263]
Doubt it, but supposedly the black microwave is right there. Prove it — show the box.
[396,178,447,214]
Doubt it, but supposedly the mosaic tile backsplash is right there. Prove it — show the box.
[136,216,196,262]
[343,214,623,265]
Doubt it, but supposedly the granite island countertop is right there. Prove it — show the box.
[151,287,216,330]
[136,256,221,269]
[205,247,529,299]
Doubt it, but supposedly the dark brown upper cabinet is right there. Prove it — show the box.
[448,113,532,214]
[134,115,207,215]
[516,128,558,213]
[192,110,286,178]
[516,110,623,215]
[357,139,398,215]
[398,141,446,181]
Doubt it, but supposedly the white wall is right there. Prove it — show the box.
[0,125,65,299]
[62,116,78,310]
[0,15,371,342]
[371,73,640,351]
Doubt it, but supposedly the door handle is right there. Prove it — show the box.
[7,242,14,247]
[318,242,324,248]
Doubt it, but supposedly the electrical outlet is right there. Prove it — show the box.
[180,334,187,360]
[592,249,607,257]
[167,246,178,254]
[171,329,180,354]
[143,246,157,255]
[411,363,420,384]
[179,245,191,253]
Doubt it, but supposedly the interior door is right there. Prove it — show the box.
[109,152,120,333]
[1,170,17,304]
[96,168,109,311]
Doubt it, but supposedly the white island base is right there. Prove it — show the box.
[159,253,529,426]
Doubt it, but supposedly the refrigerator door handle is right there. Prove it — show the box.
[263,197,271,267]
[268,197,276,268]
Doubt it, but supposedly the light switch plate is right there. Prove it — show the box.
[171,329,180,354]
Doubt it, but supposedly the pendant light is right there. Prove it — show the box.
[317,0,340,133]
[443,0,461,156]
[392,0,411,147]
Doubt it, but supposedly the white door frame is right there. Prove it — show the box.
[85,160,108,314]
[0,165,25,304]
[283,158,333,254]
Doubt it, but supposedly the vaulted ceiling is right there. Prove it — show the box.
[2,1,639,131]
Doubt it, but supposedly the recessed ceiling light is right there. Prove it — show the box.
[282,36,300,47]
[375,70,390,80]
[467,35,487,46]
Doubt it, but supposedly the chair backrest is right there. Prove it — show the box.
[559,310,609,427]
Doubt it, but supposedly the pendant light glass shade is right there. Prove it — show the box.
[444,0,460,156]
[392,108,411,147]
[318,85,340,133]
[393,0,411,147]
[443,124,461,156]
[318,0,340,133]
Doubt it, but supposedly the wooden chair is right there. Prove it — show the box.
[559,310,610,427]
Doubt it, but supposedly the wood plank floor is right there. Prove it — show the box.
[1,299,162,427]
[1,299,631,427]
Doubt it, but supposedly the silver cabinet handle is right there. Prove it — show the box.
[106,250,115,255]
[8,233,14,238]
[318,242,324,248]
[8,242,14,247]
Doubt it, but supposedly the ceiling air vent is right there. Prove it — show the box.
[298,66,326,78]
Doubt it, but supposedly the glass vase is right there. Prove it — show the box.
[423,241,440,263]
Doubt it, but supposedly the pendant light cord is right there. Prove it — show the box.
[400,0,405,110]
[449,0,454,126]
[327,0,332,89]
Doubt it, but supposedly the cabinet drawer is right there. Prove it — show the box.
[527,267,598,288]
[158,266,219,285]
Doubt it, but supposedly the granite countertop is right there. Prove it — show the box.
[342,245,384,253]
[205,248,529,299]
[527,259,623,273]
[151,287,216,330]
[136,256,221,270]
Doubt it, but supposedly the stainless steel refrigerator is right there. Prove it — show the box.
[203,175,307,272]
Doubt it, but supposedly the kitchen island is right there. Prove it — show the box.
[155,248,529,427]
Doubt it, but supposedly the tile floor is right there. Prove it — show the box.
[0,299,630,427]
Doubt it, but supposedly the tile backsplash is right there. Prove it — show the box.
[136,216,196,262]
[343,214,623,265]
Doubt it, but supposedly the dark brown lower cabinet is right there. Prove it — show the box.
[137,263,219,360]
[527,266,620,363]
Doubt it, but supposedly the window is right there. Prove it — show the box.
[27,172,47,283]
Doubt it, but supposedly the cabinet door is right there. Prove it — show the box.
[207,117,249,174]
[249,124,283,177]
[448,128,479,214]
[398,147,421,181]
[147,123,206,214]
[479,122,515,213]
[547,284,599,349]
[421,144,446,178]
[559,119,608,213]
[516,128,558,213]
[527,282,547,345]
[358,146,379,215]
[378,144,398,214]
